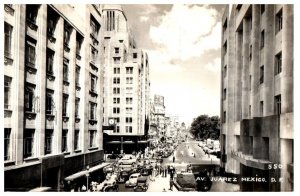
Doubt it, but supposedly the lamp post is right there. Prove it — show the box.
[86,166,90,191]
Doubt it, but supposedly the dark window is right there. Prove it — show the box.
[126,117,133,123]
[116,126,120,133]
[223,41,227,54]
[260,65,264,84]
[126,67,133,74]
[260,30,265,49]
[64,24,71,46]
[4,23,13,58]
[275,95,281,115]
[46,49,54,75]
[76,34,83,55]
[90,74,97,92]
[25,85,35,112]
[62,129,68,152]
[24,129,35,158]
[75,98,79,118]
[275,52,282,75]
[113,77,120,84]
[91,47,98,63]
[276,9,283,34]
[46,91,53,114]
[114,117,120,123]
[90,102,96,120]
[45,129,53,155]
[113,57,121,64]
[113,97,120,104]
[74,129,80,150]
[223,111,226,123]
[62,94,68,116]
[113,87,120,94]
[261,5,265,14]
[90,15,100,38]
[63,64,68,82]
[249,45,252,61]
[223,89,227,100]
[249,75,252,90]
[89,130,96,147]
[4,76,12,110]
[126,126,132,133]
[236,4,242,11]
[133,53,138,59]
[75,66,80,86]
[114,67,120,74]
[260,101,264,116]
[249,105,251,118]
[115,47,119,54]
[4,128,11,161]
[26,39,36,66]
[224,65,227,78]
[26,5,38,23]
[113,107,120,114]
[126,97,133,104]
[47,8,58,36]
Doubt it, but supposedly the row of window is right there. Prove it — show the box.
[222,94,282,123]
[4,128,98,161]
[113,97,134,104]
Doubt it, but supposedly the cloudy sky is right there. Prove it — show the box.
[122,4,226,125]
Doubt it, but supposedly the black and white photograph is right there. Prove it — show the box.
[1,1,296,193]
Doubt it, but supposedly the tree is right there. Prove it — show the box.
[190,115,220,140]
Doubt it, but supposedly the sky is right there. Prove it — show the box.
[122,4,226,125]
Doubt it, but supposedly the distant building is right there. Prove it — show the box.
[101,5,150,154]
[220,4,293,191]
[4,4,106,191]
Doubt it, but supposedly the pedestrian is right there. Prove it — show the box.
[173,156,175,163]
[169,179,174,191]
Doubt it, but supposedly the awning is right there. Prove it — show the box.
[123,141,134,144]
[106,141,121,144]
[137,140,149,143]
[29,187,52,192]
[65,162,111,181]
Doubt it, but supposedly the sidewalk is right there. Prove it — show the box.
[147,174,178,192]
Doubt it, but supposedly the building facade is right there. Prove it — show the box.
[4,4,107,191]
[101,5,150,154]
[220,4,293,191]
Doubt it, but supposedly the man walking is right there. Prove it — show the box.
[169,178,174,191]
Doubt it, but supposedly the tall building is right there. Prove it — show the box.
[101,5,150,154]
[4,4,107,191]
[220,5,293,191]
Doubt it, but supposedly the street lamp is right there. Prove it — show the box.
[85,166,90,191]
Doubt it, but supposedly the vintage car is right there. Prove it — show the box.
[117,167,133,183]
[98,174,119,192]
[133,176,149,192]
[118,155,137,165]
[125,173,141,187]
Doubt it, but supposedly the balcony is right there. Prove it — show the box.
[90,62,98,72]
[90,33,99,46]
[231,150,272,170]
[64,43,70,53]
[89,119,97,125]
[4,52,13,65]
[89,89,98,97]
[25,110,37,120]
[4,104,12,118]
[4,4,14,15]
[26,19,38,31]
[62,115,69,122]
[46,72,55,81]
[25,61,37,74]
[46,110,55,121]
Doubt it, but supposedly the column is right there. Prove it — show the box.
[242,18,250,119]
[234,31,242,121]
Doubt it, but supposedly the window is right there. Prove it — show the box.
[249,75,252,90]
[4,76,12,110]
[64,25,71,46]
[113,57,121,64]
[113,77,120,84]
[126,117,133,123]
[115,126,120,133]
[223,89,226,100]
[249,105,251,118]
[90,15,100,38]
[62,129,68,152]
[223,41,227,54]
[25,39,36,66]
[249,45,252,61]
[126,126,132,133]
[113,97,120,104]
[45,129,53,155]
[113,107,120,114]
[223,111,226,123]
[115,47,119,54]
[126,97,133,104]
[275,95,281,115]
[75,98,79,118]
[126,67,133,74]
[25,85,35,112]
[113,87,120,94]
[223,65,227,78]
[4,128,11,161]
[260,65,264,84]
[76,34,83,55]
[223,19,227,32]
[46,49,54,75]
[261,5,265,14]
[90,102,96,120]
[114,117,120,123]
[4,23,13,58]
[62,94,68,116]
[276,9,283,34]
[74,130,80,150]
[75,66,80,86]
[46,90,54,115]
[89,130,96,148]
[275,52,282,75]
[260,101,264,116]
[126,77,133,84]
[26,5,38,23]
[47,13,56,36]
[91,47,98,63]
[126,107,133,112]
[90,74,97,92]
[260,30,264,49]
[63,64,68,82]
[133,53,137,59]
[24,129,35,158]
[114,67,120,74]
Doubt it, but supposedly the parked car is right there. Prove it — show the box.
[133,176,149,192]
[125,173,141,187]
[195,171,212,192]
[98,174,119,192]
[118,156,137,165]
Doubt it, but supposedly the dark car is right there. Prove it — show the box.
[195,171,212,192]
[133,176,149,192]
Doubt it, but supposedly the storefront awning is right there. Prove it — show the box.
[137,140,149,143]
[64,162,111,181]
[106,141,121,144]
[29,187,52,192]
[123,141,134,144]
